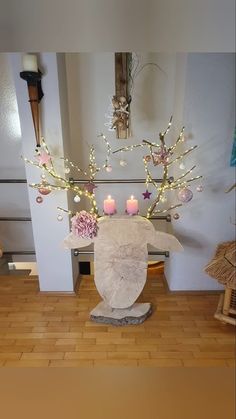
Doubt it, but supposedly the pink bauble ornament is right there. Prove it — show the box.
[173,213,180,220]
[38,187,51,195]
[196,185,203,192]
[36,196,43,204]
[178,187,193,203]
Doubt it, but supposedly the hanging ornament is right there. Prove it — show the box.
[144,155,151,162]
[196,185,203,192]
[105,164,112,172]
[119,159,127,167]
[36,196,43,204]
[173,213,180,220]
[179,162,185,170]
[142,190,152,200]
[73,195,81,203]
[152,146,170,166]
[65,167,71,174]
[178,187,193,203]
[38,187,51,195]
[84,182,97,194]
[57,214,63,221]
[36,150,51,166]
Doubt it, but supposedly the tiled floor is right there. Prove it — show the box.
[0,271,235,367]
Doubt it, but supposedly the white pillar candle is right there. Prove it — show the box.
[22,54,38,72]
[126,195,139,215]
[103,195,116,215]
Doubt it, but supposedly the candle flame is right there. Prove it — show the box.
[108,195,111,199]
[131,195,134,200]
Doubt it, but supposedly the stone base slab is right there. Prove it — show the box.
[90,301,152,326]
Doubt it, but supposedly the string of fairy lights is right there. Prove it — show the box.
[24,116,203,221]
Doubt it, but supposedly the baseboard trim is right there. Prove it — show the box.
[39,290,76,296]
[163,274,222,295]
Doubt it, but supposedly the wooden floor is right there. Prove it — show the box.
[0,271,235,367]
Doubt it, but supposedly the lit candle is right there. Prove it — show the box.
[126,195,139,215]
[103,195,116,215]
[22,54,38,72]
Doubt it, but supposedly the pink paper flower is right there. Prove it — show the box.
[71,211,98,239]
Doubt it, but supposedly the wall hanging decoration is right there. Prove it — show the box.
[24,117,202,324]
[112,53,132,139]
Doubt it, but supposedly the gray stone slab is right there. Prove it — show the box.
[90,301,152,326]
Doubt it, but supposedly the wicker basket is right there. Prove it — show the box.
[205,241,236,326]
[214,287,236,326]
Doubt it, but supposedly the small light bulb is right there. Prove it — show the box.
[179,162,185,170]
[57,214,63,221]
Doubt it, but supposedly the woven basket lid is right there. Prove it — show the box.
[205,241,236,289]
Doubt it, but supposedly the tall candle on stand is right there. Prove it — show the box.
[22,54,38,72]
[103,195,116,215]
[126,195,139,215]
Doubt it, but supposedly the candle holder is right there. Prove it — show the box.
[125,209,139,216]
[103,210,117,217]
[20,70,44,147]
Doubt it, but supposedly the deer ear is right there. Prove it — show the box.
[149,231,183,252]
[63,233,93,249]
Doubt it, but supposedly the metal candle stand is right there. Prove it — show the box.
[20,69,44,147]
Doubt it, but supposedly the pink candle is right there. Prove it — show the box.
[126,195,139,215]
[103,195,116,215]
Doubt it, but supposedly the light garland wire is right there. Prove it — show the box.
[24,117,202,220]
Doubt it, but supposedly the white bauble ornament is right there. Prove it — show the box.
[196,185,203,192]
[65,167,70,174]
[105,165,112,173]
[73,195,81,203]
[57,214,63,221]
[173,213,180,220]
[119,159,127,167]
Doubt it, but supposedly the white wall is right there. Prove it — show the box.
[9,53,78,291]
[65,53,176,232]
[165,53,235,290]
[0,53,35,261]
[66,53,235,289]
[2,52,234,291]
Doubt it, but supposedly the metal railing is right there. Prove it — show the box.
[3,251,35,256]
[69,177,173,185]
[0,217,31,222]
[0,179,27,183]
[74,249,169,258]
